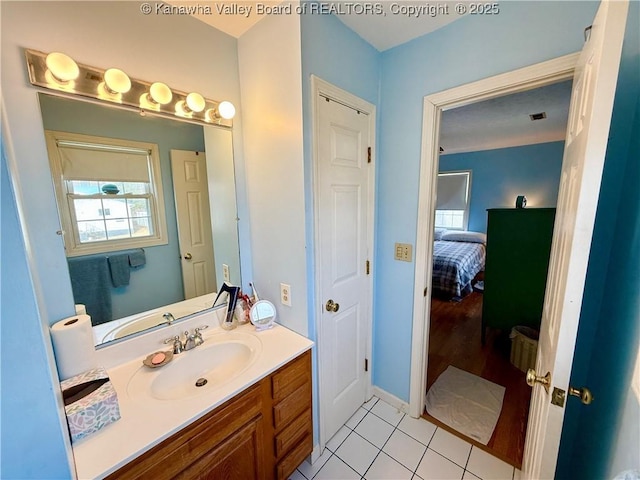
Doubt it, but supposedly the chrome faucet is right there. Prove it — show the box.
[162,325,208,354]
[183,331,197,351]
[162,312,176,324]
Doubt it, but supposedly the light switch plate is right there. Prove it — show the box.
[394,243,413,262]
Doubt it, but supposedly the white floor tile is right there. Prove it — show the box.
[466,447,514,480]
[371,400,404,426]
[297,448,332,479]
[335,432,379,476]
[382,429,427,471]
[364,452,413,480]
[428,428,472,468]
[462,471,481,479]
[354,412,395,448]
[415,449,464,480]
[289,469,307,480]
[327,425,352,451]
[346,407,369,429]
[363,396,378,410]
[397,415,437,446]
[315,455,361,480]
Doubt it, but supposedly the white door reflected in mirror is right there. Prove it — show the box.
[250,300,276,331]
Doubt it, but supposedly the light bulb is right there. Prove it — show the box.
[218,101,236,119]
[104,68,131,94]
[148,82,173,105]
[45,52,79,83]
[186,92,205,113]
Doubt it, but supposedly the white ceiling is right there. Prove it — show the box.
[182,1,465,51]
[440,81,573,155]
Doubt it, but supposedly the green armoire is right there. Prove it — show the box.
[481,208,556,341]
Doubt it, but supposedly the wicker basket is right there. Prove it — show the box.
[509,326,539,372]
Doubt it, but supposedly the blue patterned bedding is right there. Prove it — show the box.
[432,240,486,298]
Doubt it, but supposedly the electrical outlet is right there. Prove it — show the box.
[394,243,413,262]
[280,283,291,306]
[222,264,230,282]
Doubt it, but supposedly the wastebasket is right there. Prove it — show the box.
[510,326,539,372]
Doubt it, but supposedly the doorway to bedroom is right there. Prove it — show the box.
[424,79,572,468]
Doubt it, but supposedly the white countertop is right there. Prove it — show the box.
[72,314,313,480]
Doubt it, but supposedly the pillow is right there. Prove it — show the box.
[433,228,447,241]
[441,230,487,244]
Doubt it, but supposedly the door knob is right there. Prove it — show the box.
[569,386,593,405]
[526,369,551,394]
[184,253,192,260]
[325,299,340,312]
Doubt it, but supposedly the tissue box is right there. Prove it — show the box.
[60,367,120,442]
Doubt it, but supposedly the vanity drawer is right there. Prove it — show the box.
[276,432,313,480]
[274,407,312,458]
[273,381,312,431]
[271,350,311,401]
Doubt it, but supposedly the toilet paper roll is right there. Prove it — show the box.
[74,304,87,316]
[51,314,98,380]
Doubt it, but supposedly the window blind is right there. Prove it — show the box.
[436,172,469,210]
[58,141,150,182]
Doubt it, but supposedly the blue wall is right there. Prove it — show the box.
[1,139,72,478]
[374,1,599,400]
[39,94,205,320]
[300,7,380,444]
[440,141,564,233]
[557,3,640,476]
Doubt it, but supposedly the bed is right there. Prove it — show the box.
[432,230,486,299]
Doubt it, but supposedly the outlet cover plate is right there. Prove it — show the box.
[280,283,291,306]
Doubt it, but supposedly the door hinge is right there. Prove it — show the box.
[367,146,371,164]
[366,260,370,275]
[423,287,428,297]
[365,358,369,372]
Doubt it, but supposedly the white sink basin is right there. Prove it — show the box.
[127,331,262,401]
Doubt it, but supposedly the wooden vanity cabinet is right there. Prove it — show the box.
[107,349,312,480]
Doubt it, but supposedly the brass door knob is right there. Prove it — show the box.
[569,386,593,405]
[526,369,551,394]
[325,299,340,312]
[184,253,192,260]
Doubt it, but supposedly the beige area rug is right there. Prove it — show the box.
[426,365,505,445]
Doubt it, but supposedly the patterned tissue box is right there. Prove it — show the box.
[60,366,120,442]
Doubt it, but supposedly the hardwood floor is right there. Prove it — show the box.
[423,291,532,469]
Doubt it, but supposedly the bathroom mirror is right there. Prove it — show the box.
[38,93,242,346]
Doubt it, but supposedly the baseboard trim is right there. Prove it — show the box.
[372,386,411,416]
[309,443,322,464]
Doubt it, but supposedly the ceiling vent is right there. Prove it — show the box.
[529,112,547,121]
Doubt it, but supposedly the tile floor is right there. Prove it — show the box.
[291,397,522,480]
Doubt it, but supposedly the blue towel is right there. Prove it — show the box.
[128,249,146,268]
[108,254,130,287]
[67,256,112,325]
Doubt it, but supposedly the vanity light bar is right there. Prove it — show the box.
[24,49,234,128]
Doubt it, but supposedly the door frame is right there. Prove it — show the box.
[409,53,580,418]
[311,75,376,450]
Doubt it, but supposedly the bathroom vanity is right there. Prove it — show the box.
[107,351,312,480]
[72,318,313,480]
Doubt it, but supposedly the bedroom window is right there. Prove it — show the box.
[435,170,471,230]
[45,130,168,257]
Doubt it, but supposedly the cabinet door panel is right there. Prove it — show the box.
[174,416,265,480]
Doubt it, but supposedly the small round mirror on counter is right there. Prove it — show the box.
[250,300,276,331]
